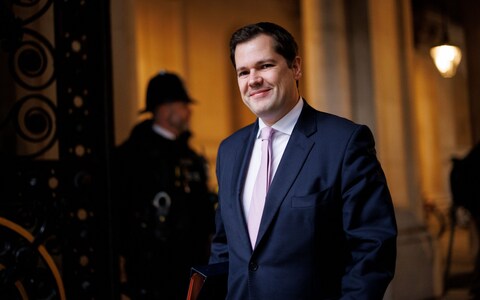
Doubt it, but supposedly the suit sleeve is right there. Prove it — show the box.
[209,142,230,264]
[340,125,397,299]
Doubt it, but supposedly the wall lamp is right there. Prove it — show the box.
[430,1,462,78]
[430,43,462,78]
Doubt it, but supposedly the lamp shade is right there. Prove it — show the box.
[430,44,462,78]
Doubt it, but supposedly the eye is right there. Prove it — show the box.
[261,64,274,69]
[237,70,249,77]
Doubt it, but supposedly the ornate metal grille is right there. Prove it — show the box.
[0,0,115,298]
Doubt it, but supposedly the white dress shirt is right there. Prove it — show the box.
[242,98,304,217]
[152,123,176,140]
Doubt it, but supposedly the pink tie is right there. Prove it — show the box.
[248,126,274,248]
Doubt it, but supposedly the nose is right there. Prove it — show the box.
[248,70,262,87]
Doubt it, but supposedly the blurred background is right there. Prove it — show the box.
[1,0,479,299]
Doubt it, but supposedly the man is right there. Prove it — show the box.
[450,142,480,298]
[114,71,215,299]
[209,22,397,299]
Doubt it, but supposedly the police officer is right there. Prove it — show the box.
[114,71,216,299]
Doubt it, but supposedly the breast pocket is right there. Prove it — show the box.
[291,187,332,208]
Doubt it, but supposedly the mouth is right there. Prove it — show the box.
[249,88,271,98]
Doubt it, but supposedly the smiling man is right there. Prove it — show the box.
[209,22,397,299]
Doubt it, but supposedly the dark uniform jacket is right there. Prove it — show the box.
[114,119,215,299]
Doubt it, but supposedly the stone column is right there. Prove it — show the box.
[369,0,439,298]
[111,0,139,145]
[300,0,352,119]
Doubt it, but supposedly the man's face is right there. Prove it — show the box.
[166,101,191,133]
[234,34,302,126]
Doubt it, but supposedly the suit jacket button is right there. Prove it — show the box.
[249,262,258,271]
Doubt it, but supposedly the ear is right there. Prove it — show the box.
[292,56,302,80]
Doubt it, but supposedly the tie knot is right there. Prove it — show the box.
[260,126,274,141]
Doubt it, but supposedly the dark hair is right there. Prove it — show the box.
[229,22,299,69]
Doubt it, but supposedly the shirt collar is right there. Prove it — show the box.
[257,97,304,137]
[152,123,176,140]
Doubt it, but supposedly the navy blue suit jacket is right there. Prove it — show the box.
[209,101,397,300]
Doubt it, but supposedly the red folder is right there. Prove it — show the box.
[185,262,228,300]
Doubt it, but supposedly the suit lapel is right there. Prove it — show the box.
[255,104,317,247]
[231,123,259,249]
